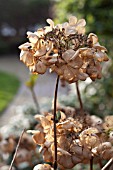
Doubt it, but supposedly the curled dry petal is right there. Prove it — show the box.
[57,120,74,130]
[88,33,98,45]
[27,31,38,44]
[46,19,54,28]
[20,51,33,66]
[36,115,51,129]
[18,42,31,50]
[32,131,45,145]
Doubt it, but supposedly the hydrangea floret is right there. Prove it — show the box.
[19,16,108,83]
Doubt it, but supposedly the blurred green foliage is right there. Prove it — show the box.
[0,71,20,114]
[54,0,113,35]
[26,74,38,90]
[54,0,113,117]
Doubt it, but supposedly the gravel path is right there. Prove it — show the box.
[0,55,69,126]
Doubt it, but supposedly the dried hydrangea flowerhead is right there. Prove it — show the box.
[19,16,108,83]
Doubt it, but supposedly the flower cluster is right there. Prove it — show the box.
[29,107,113,169]
[19,16,108,83]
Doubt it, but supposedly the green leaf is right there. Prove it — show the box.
[56,111,61,122]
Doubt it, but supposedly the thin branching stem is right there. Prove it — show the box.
[90,156,93,170]
[9,129,26,170]
[75,81,83,111]
[101,158,113,170]
[31,88,40,112]
[53,75,59,170]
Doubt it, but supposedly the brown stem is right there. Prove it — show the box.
[31,88,40,112]
[90,156,93,170]
[9,129,25,170]
[75,81,83,111]
[101,158,113,170]
[53,75,59,170]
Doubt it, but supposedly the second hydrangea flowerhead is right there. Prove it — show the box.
[19,16,108,83]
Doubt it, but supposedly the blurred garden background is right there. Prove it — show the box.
[0,0,113,170]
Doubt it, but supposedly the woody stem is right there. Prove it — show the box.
[90,156,93,170]
[53,75,59,170]
[75,81,83,111]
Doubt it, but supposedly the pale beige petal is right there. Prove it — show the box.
[46,18,54,28]
[27,32,38,44]
[44,26,52,34]
[36,28,44,38]
[20,50,33,66]
[77,27,85,34]
[18,42,31,50]
[65,26,76,35]
[69,16,77,26]
[76,19,86,27]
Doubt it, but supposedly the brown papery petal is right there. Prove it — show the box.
[58,154,74,169]
[72,154,82,164]
[43,149,53,162]
[62,49,75,62]
[32,131,45,144]
[35,61,47,74]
